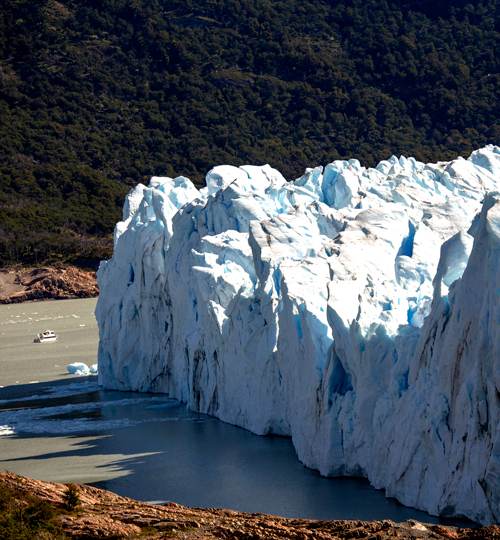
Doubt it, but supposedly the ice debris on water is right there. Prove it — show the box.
[0,395,188,436]
[67,363,98,375]
[96,145,500,525]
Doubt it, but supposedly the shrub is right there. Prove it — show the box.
[63,484,80,511]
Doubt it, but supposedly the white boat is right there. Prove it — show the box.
[34,330,58,343]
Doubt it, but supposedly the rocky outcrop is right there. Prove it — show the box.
[0,266,98,303]
[0,472,498,540]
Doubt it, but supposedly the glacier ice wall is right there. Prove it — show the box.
[96,146,500,524]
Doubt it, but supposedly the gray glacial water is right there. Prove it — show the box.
[0,298,474,526]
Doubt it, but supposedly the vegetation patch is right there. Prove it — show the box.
[1,0,499,266]
[0,483,65,540]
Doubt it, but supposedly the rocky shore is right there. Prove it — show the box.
[0,266,98,303]
[0,472,498,539]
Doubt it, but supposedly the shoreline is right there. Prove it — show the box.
[0,266,99,304]
[1,472,493,539]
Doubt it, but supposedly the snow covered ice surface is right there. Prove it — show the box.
[96,145,500,525]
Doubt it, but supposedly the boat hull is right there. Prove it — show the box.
[34,336,57,343]
[34,331,58,343]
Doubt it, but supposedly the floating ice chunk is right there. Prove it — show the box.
[67,362,91,375]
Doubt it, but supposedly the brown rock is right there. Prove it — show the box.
[0,266,98,303]
[0,472,497,540]
[57,514,142,537]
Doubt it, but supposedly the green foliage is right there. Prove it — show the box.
[1,0,499,266]
[63,484,80,511]
[0,483,63,540]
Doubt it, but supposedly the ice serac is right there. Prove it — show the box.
[96,145,500,525]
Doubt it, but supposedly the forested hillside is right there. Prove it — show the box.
[1,0,499,267]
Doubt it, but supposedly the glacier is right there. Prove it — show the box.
[96,145,500,525]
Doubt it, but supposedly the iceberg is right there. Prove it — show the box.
[67,362,98,375]
[96,145,500,524]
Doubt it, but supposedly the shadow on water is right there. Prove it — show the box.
[0,376,97,404]
[0,379,476,529]
[86,423,476,528]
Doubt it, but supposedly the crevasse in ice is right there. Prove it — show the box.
[96,146,500,525]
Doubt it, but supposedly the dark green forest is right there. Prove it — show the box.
[1,0,499,267]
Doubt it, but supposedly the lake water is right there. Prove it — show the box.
[0,298,474,527]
